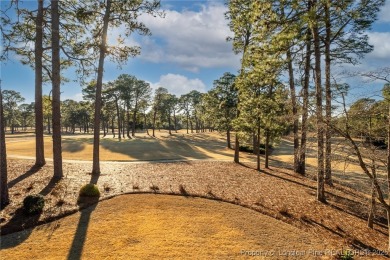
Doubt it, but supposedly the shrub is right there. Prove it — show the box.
[239,143,273,155]
[239,145,253,153]
[79,184,100,197]
[23,194,45,215]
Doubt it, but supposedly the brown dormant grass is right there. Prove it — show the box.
[1,194,329,259]
[5,130,255,162]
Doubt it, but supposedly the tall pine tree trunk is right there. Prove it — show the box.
[168,111,172,135]
[47,117,51,134]
[287,48,299,173]
[265,130,270,169]
[92,0,111,175]
[111,117,115,138]
[298,27,312,176]
[115,97,121,141]
[34,0,45,167]
[0,88,9,209]
[324,0,333,186]
[142,110,149,135]
[152,109,157,137]
[368,160,376,228]
[103,120,106,137]
[194,114,198,133]
[387,103,390,250]
[311,0,326,203]
[387,210,390,251]
[173,110,177,133]
[256,123,261,171]
[122,111,125,139]
[126,105,131,139]
[186,114,189,134]
[132,102,137,137]
[51,0,63,179]
[11,116,14,134]
[234,130,240,163]
[227,128,231,149]
[234,32,250,164]
[252,131,258,154]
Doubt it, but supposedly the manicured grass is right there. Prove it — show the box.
[5,130,255,162]
[1,194,329,259]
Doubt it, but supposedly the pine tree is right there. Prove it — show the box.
[0,85,10,209]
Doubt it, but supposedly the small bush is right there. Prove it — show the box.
[79,184,100,197]
[23,194,45,215]
[239,143,273,154]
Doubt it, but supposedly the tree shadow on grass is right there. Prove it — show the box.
[1,173,62,248]
[8,164,43,189]
[0,207,42,248]
[62,140,86,153]
[100,138,212,161]
[39,175,62,196]
[262,169,317,191]
[67,199,98,260]
[236,161,258,170]
[300,216,386,254]
[67,171,100,259]
[327,201,388,229]
[349,238,389,257]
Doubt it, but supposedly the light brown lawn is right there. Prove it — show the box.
[6,130,382,174]
[272,136,388,195]
[5,130,254,162]
[1,194,331,260]
[272,137,371,173]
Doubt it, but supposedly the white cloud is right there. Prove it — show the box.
[108,25,141,49]
[342,31,390,71]
[150,73,206,96]
[366,32,390,61]
[63,92,84,102]
[378,1,390,23]
[138,3,240,71]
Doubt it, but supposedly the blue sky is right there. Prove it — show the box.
[1,0,390,105]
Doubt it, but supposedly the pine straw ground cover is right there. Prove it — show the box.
[1,159,389,259]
